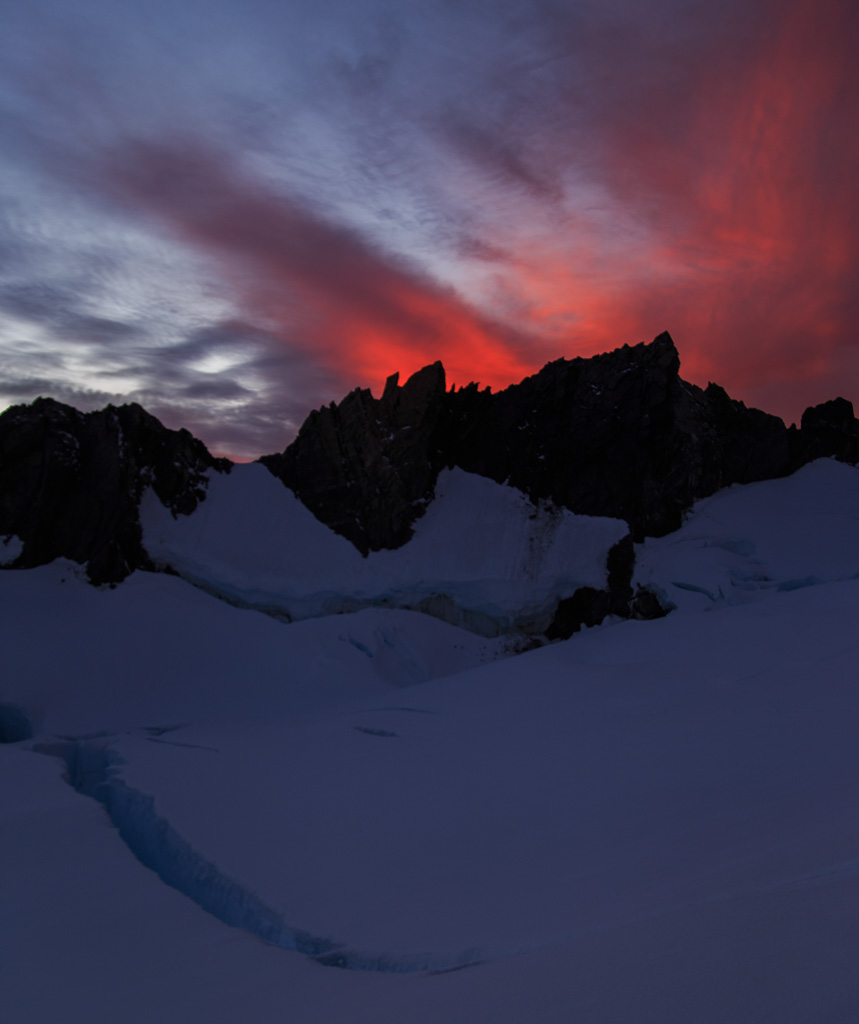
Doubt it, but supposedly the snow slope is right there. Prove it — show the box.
[2,458,858,1022]
[634,457,859,611]
[0,562,503,737]
[141,465,629,635]
[59,578,859,968]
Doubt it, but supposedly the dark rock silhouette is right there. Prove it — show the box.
[795,397,859,465]
[0,398,230,583]
[545,535,640,641]
[261,362,445,555]
[437,333,791,541]
[263,332,850,552]
[2,333,858,619]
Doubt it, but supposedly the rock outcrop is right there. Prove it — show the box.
[261,362,447,554]
[436,333,791,540]
[263,332,855,550]
[794,397,859,466]
[3,333,858,623]
[0,398,230,583]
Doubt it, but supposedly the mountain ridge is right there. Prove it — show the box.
[261,331,859,551]
[2,332,858,593]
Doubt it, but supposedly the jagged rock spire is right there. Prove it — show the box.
[262,332,842,548]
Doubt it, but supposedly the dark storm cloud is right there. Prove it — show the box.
[0,278,351,455]
[0,293,145,348]
[0,283,79,324]
[123,322,350,457]
[0,378,118,406]
[63,316,142,344]
[127,322,352,458]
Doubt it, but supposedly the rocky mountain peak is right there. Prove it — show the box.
[262,332,857,548]
[2,332,858,588]
[380,360,446,418]
[261,361,449,555]
[0,398,230,583]
[799,397,859,464]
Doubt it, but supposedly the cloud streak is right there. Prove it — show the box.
[101,137,553,392]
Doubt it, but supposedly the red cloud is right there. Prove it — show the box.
[104,139,556,396]
[574,0,859,420]
[101,0,858,429]
[444,0,859,423]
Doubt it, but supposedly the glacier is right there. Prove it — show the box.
[632,458,859,611]
[140,464,629,636]
[1,458,858,1023]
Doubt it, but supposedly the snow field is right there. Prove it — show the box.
[0,561,503,737]
[140,465,629,635]
[101,578,859,965]
[2,458,858,1022]
[634,458,859,611]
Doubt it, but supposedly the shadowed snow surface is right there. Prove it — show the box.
[1,459,858,1022]
[634,458,859,610]
[141,465,629,634]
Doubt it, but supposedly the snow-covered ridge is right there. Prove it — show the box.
[141,466,629,636]
[634,459,859,612]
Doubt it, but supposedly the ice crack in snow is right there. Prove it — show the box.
[34,739,485,974]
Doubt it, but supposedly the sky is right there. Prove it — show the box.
[1,0,857,459]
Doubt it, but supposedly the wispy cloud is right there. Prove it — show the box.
[100,137,552,390]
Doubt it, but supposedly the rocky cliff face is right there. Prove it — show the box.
[437,333,791,540]
[0,398,230,583]
[262,332,858,550]
[796,396,859,465]
[3,333,858,604]
[261,363,445,555]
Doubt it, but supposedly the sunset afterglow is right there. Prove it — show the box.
[1,0,857,457]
